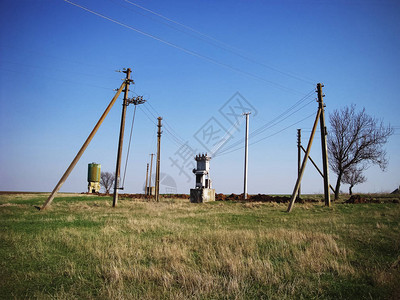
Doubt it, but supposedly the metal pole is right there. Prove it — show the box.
[243,112,250,200]
[317,83,331,207]
[155,117,162,202]
[145,163,149,195]
[113,68,133,207]
[40,81,127,210]
[149,153,154,198]
[287,107,322,212]
[297,129,301,200]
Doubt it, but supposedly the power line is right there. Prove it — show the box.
[216,90,315,155]
[63,0,307,95]
[138,105,184,148]
[145,101,187,144]
[123,0,316,85]
[141,103,185,146]
[215,112,316,157]
[250,90,315,137]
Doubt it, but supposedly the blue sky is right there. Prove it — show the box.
[0,0,399,194]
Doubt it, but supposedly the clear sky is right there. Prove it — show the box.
[0,0,399,195]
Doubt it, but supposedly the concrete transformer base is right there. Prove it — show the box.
[190,188,215,203]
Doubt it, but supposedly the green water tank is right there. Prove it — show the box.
[88,163,101,183]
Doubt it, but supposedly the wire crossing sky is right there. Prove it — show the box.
[0,0,399,195]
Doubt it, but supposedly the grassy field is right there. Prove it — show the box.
[1,193,399,299]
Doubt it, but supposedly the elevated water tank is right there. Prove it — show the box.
[88,163,101,193]
[88,163,101,182]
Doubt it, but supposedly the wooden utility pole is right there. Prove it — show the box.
[155,117,162,202]
[40,80,127,210]
[145,163,149,195]
[243,112,251,200]
[297,129,301,200]
[287,83,331,212]
[148,153,154,197]
[317,83,331,207]
[113,68,133,207]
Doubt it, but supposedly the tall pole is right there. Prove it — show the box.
[149,153,154,197]
[243,112,251,200]
[145,163,149,195]
[155,117,162,202]
[317,83,331,207]
[297,129,301,200]
[40,80,127,210]
[113,68,133,207]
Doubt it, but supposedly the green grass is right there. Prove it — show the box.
[0,193,399,299]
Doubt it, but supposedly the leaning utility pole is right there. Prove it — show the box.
[113,68,133,207]
[243,112,251,200]
[317,83,331,207]
[148,153,154,197]
[155,117,162,202]
[145,163,149,195]
[297,129,301,200]
[40,76,127,210]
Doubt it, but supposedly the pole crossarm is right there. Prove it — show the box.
[40,81,127,210]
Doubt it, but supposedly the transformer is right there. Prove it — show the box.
[190,153,215,203]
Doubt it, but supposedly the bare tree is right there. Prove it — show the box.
[342,166,366,195]
[328,105,393,199]
[100,172,115,194]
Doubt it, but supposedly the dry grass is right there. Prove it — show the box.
[0,194,399,299]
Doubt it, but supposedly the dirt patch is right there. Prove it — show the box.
[344,195,400,204]
[345,195,368,204]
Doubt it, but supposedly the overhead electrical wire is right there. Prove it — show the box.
[121,104,137,189]
[145,100,186,145]
[215,90,315,155]
[123,0,315,85]
[215,112,316,157]
[141,103,186,147]
[249,90,315,137]
[63,0,308,95]
[138,105,184,148]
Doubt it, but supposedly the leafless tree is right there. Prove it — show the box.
[100,171,115,194]
[328,105,393,200]
[342,166,366,195]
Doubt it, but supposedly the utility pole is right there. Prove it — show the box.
[113,68,133,207]
[243,112,251,200]
[297,129,301,200]
[317,83,331,207]
[145,163,149,195]
[148,153,154,197]
[41,77,127,210]
[155,117,162,202]
[287,83,331,212]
